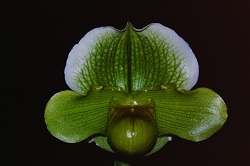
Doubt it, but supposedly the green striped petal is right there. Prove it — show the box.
[134,84,228,142]
[44,88,128,143]
[65,23,198,95]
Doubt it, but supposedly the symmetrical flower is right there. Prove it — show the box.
[45,23,227,156]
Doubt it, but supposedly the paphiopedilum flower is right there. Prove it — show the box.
[45,23,227,156]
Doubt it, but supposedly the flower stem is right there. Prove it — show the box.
[114,160,131,166]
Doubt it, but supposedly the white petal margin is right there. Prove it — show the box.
[64,27,116,95]
[144,23,199,90]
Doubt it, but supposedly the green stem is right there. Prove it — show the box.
[114,160,131,166]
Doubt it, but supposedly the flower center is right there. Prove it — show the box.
[107,100,157,156]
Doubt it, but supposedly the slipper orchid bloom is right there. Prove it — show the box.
[45,23,227,156]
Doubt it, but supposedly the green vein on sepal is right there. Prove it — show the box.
[65,23,198,95]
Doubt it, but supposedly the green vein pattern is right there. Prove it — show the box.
[73,23,188,95]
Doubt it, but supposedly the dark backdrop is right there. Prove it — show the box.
[3,0,250,165]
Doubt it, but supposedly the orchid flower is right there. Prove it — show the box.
[45,22,227,157]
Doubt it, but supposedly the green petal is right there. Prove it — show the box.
[92,135,114,153]
[44,88,128,143]
[65,23,198,95]
[92,135,171,156]
[146,136,172,155]
[134,84,228,142]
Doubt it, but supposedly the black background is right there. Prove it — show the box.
[3,0,250,165]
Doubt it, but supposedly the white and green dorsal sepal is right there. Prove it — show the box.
[65,22,199,95]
